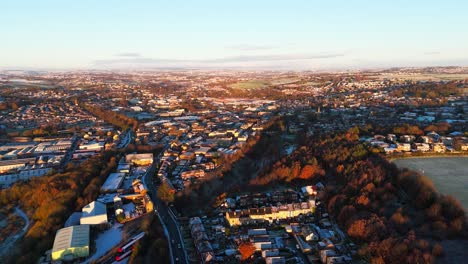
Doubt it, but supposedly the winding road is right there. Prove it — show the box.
[143,151,188,264]
[0,207,30,257]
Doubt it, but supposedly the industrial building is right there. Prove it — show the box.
[80,201,108,225]
[100,172,125,193]
[51,225,90,261]
[125,153,153,166]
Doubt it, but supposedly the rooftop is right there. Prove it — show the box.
[100,172,125,192]
[82,201,107,218]
[52,225,90,253]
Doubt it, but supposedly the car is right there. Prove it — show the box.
[175,257,179,262]
[172,239,175,244]
[177,243,181,249]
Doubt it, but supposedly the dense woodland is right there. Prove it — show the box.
[390,81,464,100]
[83,103,138,131]
[127,214,171,264]
[251,127,467,263]
[174,118,285,212]
[0,151,118,264]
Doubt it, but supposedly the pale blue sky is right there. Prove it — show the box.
[1,0,467,70]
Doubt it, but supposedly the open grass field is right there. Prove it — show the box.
[393,157,468,211]
[270,77,300,85]
[229,80,270,89]
[377,73,468,81]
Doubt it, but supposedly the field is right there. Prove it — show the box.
[377,73,468,81]
[270,78,300,85]
[393,157,468,211]
[229,80,270,89]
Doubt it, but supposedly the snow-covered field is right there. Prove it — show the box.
[393,156,468,211]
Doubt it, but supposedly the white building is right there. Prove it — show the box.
[100,172,125,193]
[80,201,108,225]
[79,141,104,151]
[265,256,285,264]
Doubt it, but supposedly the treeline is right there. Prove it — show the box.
[252,128,467,263]
[125,143,163,155]
[356,122,455,138]
[250,155,325,186]
[0,101,21,111]
[390,81,463,100]
[0,151,118,264]
[127,214,170,264]
[83,103,138,131]
[174,118,285,213]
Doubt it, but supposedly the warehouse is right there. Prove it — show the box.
[80,201,108,225]
[51,225,90,261]
[125,153,153,166]
[0,157,36,173]
[100,172,125,193]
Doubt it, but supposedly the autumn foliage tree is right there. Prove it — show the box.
[238,242,256,261]
[83,103,138,131]
[0,151,118,264]
[248,126,468,263]
[157,181,175,204]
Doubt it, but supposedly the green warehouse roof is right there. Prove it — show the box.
[52,225,90,261]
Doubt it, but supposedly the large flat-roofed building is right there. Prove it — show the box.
[79,141,105,151]
[80,201,108,225]
[117,164,131,173]
[125,153,153,166]
[0,158,36,173]
[51,225,90,261]
[100,172,125,193]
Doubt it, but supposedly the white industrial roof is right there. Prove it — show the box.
[81,201,107,218]
[101,172,125,191]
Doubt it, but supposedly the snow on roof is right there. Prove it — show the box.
[101,172,125,192]
[64,212,82,227]
[82,201,107,217]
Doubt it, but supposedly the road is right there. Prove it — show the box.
[144,154,188,264]
[0,207,30,257]
[60,136,80,168]
[117,129,133,149]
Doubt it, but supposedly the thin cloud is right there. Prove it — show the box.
[115,52,142,57]
[93,52,346,67]
[206,53,345,63]
[423,51,441,55]
[94,58,185,65]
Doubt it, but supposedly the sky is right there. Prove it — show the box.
[1,0,467,70]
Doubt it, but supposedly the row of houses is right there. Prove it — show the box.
[225,199,316,226]
[189,217,215,263]
[362,132,468,153]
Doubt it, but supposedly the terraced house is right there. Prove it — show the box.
[226,199,316,226]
